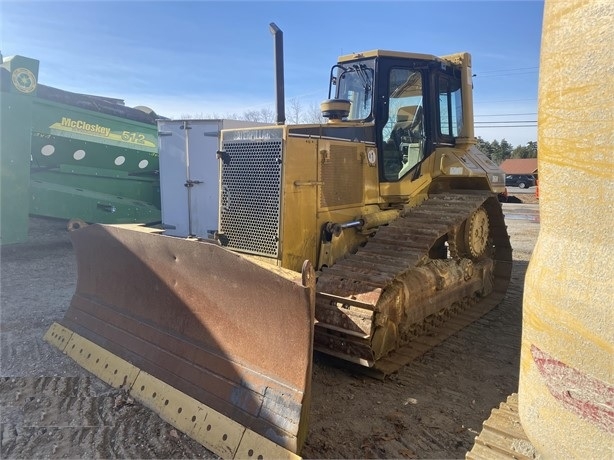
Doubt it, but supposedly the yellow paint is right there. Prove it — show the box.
[43,323,303,459]
[276,115,504,271]
[523,299,613,367]
[43,322,73,352]
[518,0,614,457]
[236,429,301,460]
[63,331,140,389]
[58,117,111,136]
[280,135,319,271]
[280,131,384,271]
[49,119,156,148]
[133,371,245,458]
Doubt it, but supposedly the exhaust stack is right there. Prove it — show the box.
[269,23,285,125]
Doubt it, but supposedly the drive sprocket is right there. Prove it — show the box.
[449,206,490,259]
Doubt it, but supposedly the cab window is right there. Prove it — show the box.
[438,75,463,139]
[335,62,374,121]
[382,68,425,181]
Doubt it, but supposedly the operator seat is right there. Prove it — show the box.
[384,105,425,180]
[391,105,423,147]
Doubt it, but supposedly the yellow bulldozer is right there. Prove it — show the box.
[45,26,513,458]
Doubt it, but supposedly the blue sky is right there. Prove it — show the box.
[1,0,543,146]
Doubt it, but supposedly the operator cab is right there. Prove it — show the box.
[322,51,465,183]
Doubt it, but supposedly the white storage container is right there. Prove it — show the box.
[157,119,262,239]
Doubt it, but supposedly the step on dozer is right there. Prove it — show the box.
[45,223,315,458]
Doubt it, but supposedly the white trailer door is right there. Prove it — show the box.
[157,120,220,238]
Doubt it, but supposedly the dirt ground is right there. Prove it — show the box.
[1,195,539,459]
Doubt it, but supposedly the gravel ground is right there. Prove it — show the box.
[1,196,539,459]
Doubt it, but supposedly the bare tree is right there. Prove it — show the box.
[242,109,263,122]
[304,101,325,124]
[222,112,241,120]
[259,107,275,123]
[179,112,223,120]
[287,97,302,124]
[241,107,275,123]
[180,101,326,124]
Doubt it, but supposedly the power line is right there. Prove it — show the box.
[475,112,536,117]
[475,71,538,78]
[478,66,539,72]
[475,66,539,75]
[475,121,537,124]
[476,98,537,104]
[476,125,537,128]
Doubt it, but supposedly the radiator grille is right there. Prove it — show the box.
[320,145,363,208]
[220,139,282,257]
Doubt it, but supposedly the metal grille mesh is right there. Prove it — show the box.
[220,139,282,257]
[320,145,363,208]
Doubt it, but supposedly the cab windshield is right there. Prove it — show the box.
[330,60,375,120]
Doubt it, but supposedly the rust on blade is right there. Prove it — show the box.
[59,224,315,454]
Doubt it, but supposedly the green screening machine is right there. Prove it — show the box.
[1,54,162,244]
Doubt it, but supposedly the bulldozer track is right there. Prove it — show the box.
[314,191,512,375]
[466,394,538,460]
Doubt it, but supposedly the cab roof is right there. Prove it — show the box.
[337,50,467,67]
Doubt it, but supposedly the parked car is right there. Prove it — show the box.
[505,174,536,189]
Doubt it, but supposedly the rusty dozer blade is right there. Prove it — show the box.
[44,224,315,459]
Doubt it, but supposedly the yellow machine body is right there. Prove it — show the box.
[46,48,513,457]
[245,124,504,274]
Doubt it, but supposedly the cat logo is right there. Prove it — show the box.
[12,67,37,94]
